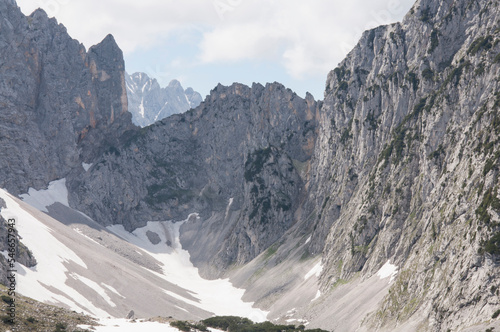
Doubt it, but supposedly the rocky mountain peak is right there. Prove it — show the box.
[167,79,183,89]
[0,0,135,194]
[125,72,202,127]
[69,79,320,273]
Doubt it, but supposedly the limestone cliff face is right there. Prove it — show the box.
[299,0,500,329]
[0,0,134,283]
[0,0,134,195]
[68,82,320,275]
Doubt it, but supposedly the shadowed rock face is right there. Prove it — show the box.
[68,82,321,272]
[126,72,203,127]
[0,0,135,196]
[0,0,134,286]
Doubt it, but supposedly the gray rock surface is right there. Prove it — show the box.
[294,0,500,330]
[0,0,134,287]
[0,0,135,196]
[68,82,320,275]
[125,72,202,127]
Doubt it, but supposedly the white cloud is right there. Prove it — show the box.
[18,0,216,52]
[17,0,415,93]
[199,24,286,63]
[197,0,414,78]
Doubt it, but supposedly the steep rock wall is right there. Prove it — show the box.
[301,0,500,329]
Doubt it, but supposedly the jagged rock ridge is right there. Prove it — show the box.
[296,0,500,330]
[68,82,320,275]
[0,1,135,195]
[125,72,202,127]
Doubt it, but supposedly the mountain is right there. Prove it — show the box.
[0,0,135,285]
[0,0,135,196]
[68,82,320,275]
[1,0,500,331]
[303,0,500,329]
[0,185,268,322]
[125,72,203,127]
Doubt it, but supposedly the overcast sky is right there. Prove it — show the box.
[18,0,415,100]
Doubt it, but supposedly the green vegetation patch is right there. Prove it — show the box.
[333,66,351,82]
[476,187,500,225]
[200,316,329,332]
[244,147,273,182]
[428,29,439,53]
[422,68,434,80]
[492,309,500,319]
[467,35,493,56]
[481,232,500,255]
[171,320,208,332]
[406,72,419,92]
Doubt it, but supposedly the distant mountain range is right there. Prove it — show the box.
[125,72,202,127]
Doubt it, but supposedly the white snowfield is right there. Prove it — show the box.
[78,319,180,332]
[0,179,268,323]
[376,260,398,283]
[19,178,69,213]
[108,220,269,321]
[0,188,109,317]
[304,261,323,280]
[0,178,403,331]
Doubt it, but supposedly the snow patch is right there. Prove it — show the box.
[107,216,269,322]
[78,319,180,332]
[125,82,133,93]
[153,108,163,122]
[312,290,321,302]
[305,236,311,244]
[163,289,200,307]
[175,305,189,313]
[82,163,93,171]
[224,198,234,219]
[304,261,323,280]
[208,328,226,332]
[376,260,398,283]
[19,178,69,212]
[286,318,308,324]
[101,284,126,299]
[0,190,112,317]
[139,97,145,118]
[73,227,101,246]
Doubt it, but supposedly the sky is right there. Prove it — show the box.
[17,0,416,100]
